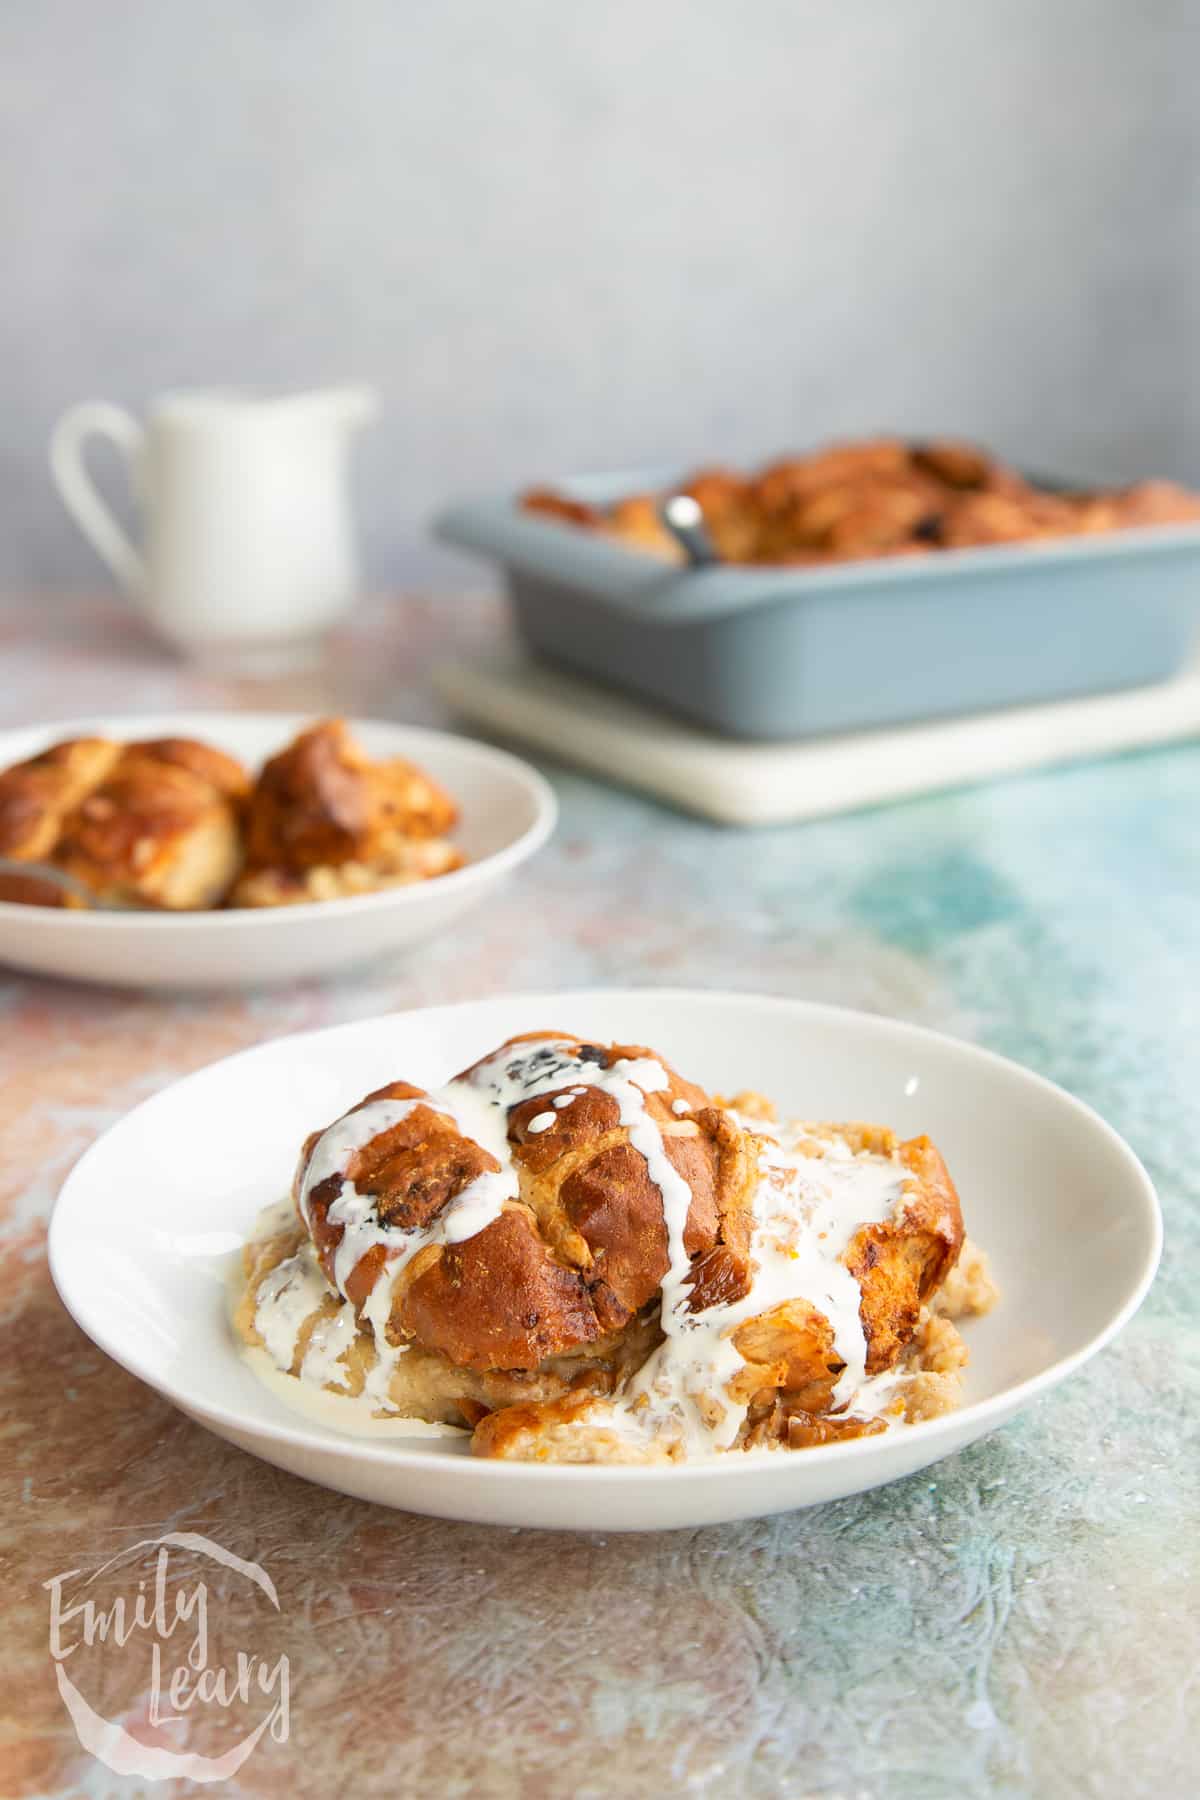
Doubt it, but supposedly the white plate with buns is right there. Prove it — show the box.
[49,990,1161,1531]
[0,712,555,988]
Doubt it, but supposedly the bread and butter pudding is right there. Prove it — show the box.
[523,435,1200,567]
[230,718,462,906]
[235,1032,997,1461]
[0,717,462,911]
[0,735,249,909]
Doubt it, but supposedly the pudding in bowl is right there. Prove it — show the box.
[235,1031,997,1462]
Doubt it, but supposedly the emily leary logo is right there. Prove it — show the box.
[44,1531,290,1783]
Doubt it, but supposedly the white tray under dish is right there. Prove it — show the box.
[434,650,1200,826]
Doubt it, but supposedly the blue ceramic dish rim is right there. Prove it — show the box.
[434,463,1200,625]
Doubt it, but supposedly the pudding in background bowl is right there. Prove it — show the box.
[0,712,555,987]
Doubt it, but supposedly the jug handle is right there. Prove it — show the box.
[50,402,147,596]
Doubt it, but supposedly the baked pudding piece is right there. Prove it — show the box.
[522,435,1200,567]
[236,1032,997,1461]
[0,717,465,911]
[231,718,463,906]
[0,735,248,909]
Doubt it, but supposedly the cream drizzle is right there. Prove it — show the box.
[247,1043,916,1456]
[271,1038,688,1415]
[300,1298,359,1387]
[253,1250,328,1373]
[292,1079,523,1400]
[624,1119,912,1453]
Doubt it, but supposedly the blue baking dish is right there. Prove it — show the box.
[434,466,1200,741]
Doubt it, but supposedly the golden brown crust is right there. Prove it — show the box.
[238,719,460,899]
[54,753,243,910]
[293,1034,756,1375]
[400,1208,602,1372]
[521,438,1200,566]
[0,738,119,861]
[126,737,250,800]
[844,1135,964,1374]
[0,736,247,909]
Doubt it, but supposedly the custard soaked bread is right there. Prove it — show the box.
[237,1033,994,1460]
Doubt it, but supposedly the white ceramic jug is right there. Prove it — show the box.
[50,386,379,670]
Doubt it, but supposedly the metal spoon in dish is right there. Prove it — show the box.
[0,857,138,910]
[657,493,719,566]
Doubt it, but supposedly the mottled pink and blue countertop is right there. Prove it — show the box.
[2,597,1196,1798]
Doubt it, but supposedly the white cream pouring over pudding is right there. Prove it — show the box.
[623,1120,910,1454]
[270,1040,695,1403]
[249,1041,915,1451]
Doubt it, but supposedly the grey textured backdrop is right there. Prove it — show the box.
[1,0,1196,593]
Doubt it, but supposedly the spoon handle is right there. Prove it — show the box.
[657,494,719,567]
[0,857,104,909]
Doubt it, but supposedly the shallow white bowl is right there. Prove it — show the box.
[49,990,1161,1531]
[0,712,555,988]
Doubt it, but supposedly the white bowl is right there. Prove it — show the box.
[0,712,555,988]
[48,990,1161,1531]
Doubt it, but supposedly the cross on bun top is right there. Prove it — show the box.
[293,1032,758,1374]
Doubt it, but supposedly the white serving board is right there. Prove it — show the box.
[434,651,1200,826]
